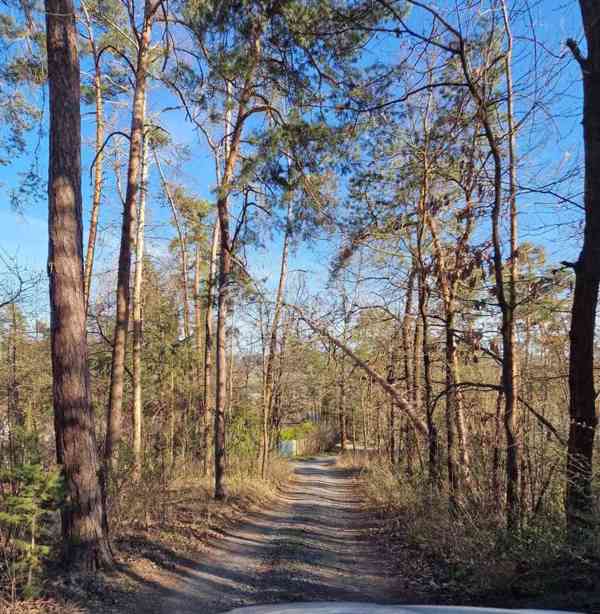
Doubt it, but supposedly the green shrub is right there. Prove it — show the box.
[280,421,316,441]
[0,463,63,599]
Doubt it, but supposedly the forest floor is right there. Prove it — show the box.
[75,455,425,613]
[58,455,599,614]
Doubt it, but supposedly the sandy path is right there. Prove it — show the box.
[137,456,404,613]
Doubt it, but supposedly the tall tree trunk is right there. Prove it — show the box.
[491,387,504,513]
[445,19,519,528]
[425,211,472,498]
[445,310,461,509]
[105,12,153,470]
[46,0,112,569]
[213,25,261,499]
[203,221,219,476]
[415,165,438,488]
[8,303,20,427]
[339,358,348,452]
[501,0,520,531]
[194,244,203,458]
[418,273,438,488]
[260,201,292,478]
[398,268,415,468]
[132,98,148,481]
[565,5,600,534]
[401,269,415,400]
[81,0,104,315]
[214,194,231,499]
[387,337,396,465]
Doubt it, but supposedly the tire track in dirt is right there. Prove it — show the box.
[154,456,405,613]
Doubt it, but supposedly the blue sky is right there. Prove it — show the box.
[0,0,587,319]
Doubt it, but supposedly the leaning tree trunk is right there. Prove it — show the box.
[565,5,600,534]
[105,13,152,470]
[46,0,112,570]
[289,306,429,438]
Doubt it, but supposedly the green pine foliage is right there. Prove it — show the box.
[0,463,64,598]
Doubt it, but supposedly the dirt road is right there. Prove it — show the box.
[137,456,405,613]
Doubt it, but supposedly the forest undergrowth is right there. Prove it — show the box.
[1,458,292,614]
[339,452,600,612]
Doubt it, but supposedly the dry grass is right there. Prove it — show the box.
[3,457,294,614]
[345,454,600,611]
[0,597,84,614]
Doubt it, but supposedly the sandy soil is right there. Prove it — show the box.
[123,456,408,613]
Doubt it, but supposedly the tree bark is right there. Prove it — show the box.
[425,207,472,496]
[105,10,153,470]
[194,243,203,458]
[565,5,600,534]
[213,25,261,499]
[501,0,520,531]
[260,201,292,478]
[339,358,348,452]
[132,97,148,481]
[46,0,112,570]
[203,221,219,476]
[214,196,230,499]
[81,0,104,315]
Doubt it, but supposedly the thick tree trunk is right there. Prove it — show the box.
[399,268,415,470]
[46,0,112,570]
[132,99,148,481]
[214,194,231,499]
[447,307,471,489]
[565,3,600,535]
[105,15,152,469]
